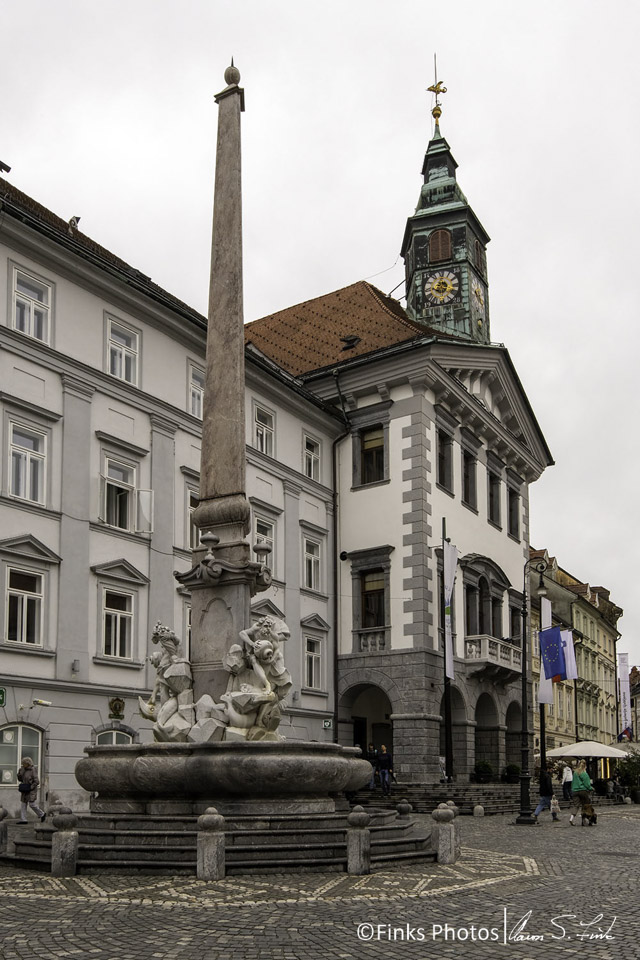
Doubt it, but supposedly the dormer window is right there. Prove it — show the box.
[429,229,452,263]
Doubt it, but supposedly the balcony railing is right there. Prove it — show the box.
[464,634,522,681]
[355,627,389,653]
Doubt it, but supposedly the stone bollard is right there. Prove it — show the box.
[0,807,8,853]
[473,804,485,817]
[624,796,632,805]
[446,800,462,859]
[431,803,458,864]
[51,807,79,877]
[396,799,413,821]
[197,807,226,880]
[346,805,371,875]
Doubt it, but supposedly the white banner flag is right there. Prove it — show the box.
[562,630,578,681]
[443,540,458,680]
[537,598,554,705]
[619,652,632,738]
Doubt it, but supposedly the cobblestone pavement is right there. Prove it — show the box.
[1,806,638,960]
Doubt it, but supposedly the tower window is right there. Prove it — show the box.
[474,239,484,272]
[429,229,452,263]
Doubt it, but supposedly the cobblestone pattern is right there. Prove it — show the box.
[0,807,638,959]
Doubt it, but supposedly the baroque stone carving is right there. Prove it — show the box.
[139,617,291,744]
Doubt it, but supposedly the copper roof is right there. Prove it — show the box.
[244,280,443,377]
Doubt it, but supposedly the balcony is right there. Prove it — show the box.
[464,635,522,683]
[356,627,389,652]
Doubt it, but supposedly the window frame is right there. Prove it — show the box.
[253,402,275,457]
[507,473,522,541]
[351,403,391,489]
[8,420,47,506]
[462,449,477,510]
[0,724,42,785]
[105,314,141,387]
[303,433,321,482]
[96,729,134,746]
[188,362,205,420]
[5,566,44,646]
[303,535,321,592]
[99,451,153,535]
[101,586,135,661]
[304,636,323,691]
[429,228,452,263]
[349,545,394,653]
[487,466,502,527]
[11,264,53,345]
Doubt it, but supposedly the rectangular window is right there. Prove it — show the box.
[305,637,322,690]
[462,450,477,508]
[6,569,43,645]
[303,537,321,591]
[100,456,153,533]
[13,269,51,343]
[254,405,274,456]
[188,490,200,549]
[255,516,274,553]
[189,366,205,419]
[103,589,133,659]
[508,488,520,538]
[361,426,384,484]
[488,471,501,525]
[437,430,453,491]
[491,597,502,638]
[303,435,320,481]
[9,423,46,504]
[567,692,572,722]
[107,318,139,385]
[362,570,385,628]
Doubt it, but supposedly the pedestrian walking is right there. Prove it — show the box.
[569,760,592,826]
[17,757,46,824]
[561,762,573,802]
[533,763,559,821]
[365,743,378,789]
[378,744,393,796]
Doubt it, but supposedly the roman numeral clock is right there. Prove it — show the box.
[423,268,461,307]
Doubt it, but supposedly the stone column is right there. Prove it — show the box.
[391,713,441,781]
[431,803,459,864]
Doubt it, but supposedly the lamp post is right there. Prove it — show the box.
[516,557,547,825]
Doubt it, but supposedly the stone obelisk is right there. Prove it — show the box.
[179,64,270,703]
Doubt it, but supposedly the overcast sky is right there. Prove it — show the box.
[2,0,638,665]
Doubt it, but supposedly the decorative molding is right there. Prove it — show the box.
[0,534,62,564]
[61,375,95,401]
[95,430,149,458]
[90,558,150,585]
[300,613,331,632]
[0,391,62,422]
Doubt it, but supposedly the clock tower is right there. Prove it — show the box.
[401,88,491,343]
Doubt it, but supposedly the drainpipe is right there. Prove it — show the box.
[331,369,351,744]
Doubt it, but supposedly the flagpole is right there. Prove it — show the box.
[442,518,454,783]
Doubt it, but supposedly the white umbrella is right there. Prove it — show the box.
[546,740,628,759]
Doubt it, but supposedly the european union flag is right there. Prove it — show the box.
[539,625,566,682]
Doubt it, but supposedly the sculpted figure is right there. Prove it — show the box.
[138,622,195,741]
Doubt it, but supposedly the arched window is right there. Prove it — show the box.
[95,729,134,746]
[429,229,452,263]
[474,239,484,272]
[0,724,42,785]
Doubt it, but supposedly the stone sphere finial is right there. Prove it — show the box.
[224,61,241,86]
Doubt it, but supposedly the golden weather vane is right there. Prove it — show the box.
[427,53,447,127]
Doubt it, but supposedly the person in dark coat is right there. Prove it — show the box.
[377,744,393,796]
[17,757,46,824]
[533,763,559,821]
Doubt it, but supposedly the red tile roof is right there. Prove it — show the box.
[244,280,444,377]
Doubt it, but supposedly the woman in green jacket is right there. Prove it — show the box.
[569,760,592,825]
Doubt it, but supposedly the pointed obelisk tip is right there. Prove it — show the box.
[224,60,241,86]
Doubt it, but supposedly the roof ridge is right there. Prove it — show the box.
[361,281,423,333]
[246,279,389,329]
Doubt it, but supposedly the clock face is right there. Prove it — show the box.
[424,269,460,306]
[471,279,485,319]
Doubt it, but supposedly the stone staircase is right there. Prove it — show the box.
[1,808,436,875]
[352,784,627,817]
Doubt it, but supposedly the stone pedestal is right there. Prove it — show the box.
[51,808,79,877]
[346,806,371,875]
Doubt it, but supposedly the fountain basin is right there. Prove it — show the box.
[76,741,371,815]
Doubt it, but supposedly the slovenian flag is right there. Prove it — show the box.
[538,625,567,682]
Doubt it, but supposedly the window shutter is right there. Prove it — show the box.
[429,229,452,263]
[135,489,154,533]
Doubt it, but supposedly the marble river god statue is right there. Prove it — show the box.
[139,616,292,744]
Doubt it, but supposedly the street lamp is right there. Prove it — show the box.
[516,557,547,825]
